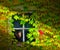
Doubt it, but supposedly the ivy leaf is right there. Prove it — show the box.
[25,19,29,22]
[36,39,40,44]
[33,23,37,26]
[10,23,14,27]
[29,28,35,32]
[14,15,19,20]
[50,32,53,35]
[26,41,30,44]
[29,19,34,24]
[27,34,32,39]
[45,42,51,46]
[57,36,60,40]
[9,19,14,23]
[20,20,25,24]
[29,37,34,41]
[33,32,37,36]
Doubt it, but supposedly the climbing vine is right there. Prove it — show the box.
[13,12,60,48]
[0,5,60,50]
[0,5,17,49]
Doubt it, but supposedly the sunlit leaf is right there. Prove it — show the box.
[36,39,40,44]
[27,33,32,38]
[20,20,25,24]
[29,37,34,41]
[29,19,34,24]
[14,15,19,20]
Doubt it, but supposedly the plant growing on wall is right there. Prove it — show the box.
[0,5,17,49]
[0,5,60,50]
[13,12,60,49]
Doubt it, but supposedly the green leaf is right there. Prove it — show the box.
[27,34,32,38]
[57,36,60,40]
[33,23,36,26]
[29,19,34,24]
[14,15,19,20]
[33,32,37,35]
[25,19,29,22]
[50,32,53,35]
[26,41,30,44]
[29,28,34,32]
[45,42,50,46]
[10,23,14,27]
[9,19,14,23]
[20,20,25,24]
[36,39,40,44]
[29,37,34,41]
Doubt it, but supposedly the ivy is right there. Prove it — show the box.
[29,19,34,24]
[14,15,19,20]
[18,0,24,2]
[20,20,26,24]
[29,37,34,41]
[0,6,17,49]
[57,36,60,40]
[8,0,12,2]
[0,5,60,49]
[36,39,40,44]
[27,34,32,39]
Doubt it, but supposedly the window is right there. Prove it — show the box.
[13,13,33,42]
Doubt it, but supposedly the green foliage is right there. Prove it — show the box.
[23,6,28,11]
[20,20,26,24]
[0,6,17,49]
[19,0,24,2]
[29,19,34,24]
[27,33,32,39]
[14,15,19,20]
[0,5,60,50]
[35,39,40,44]
[57,36,60,40]
[15,12,60,49]
[9,0,12,2]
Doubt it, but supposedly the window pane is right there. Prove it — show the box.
[13,20,23,28]
[14,30,23,42]
[12,15,23,28]
[24,29,29,41]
